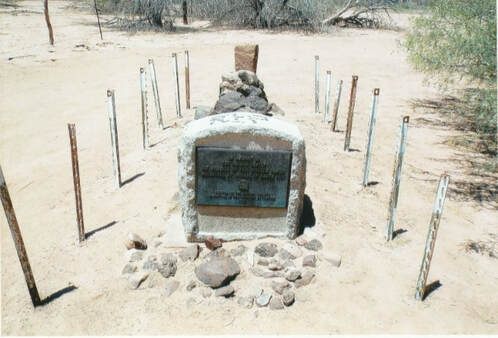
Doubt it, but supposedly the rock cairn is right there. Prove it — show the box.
[121,229,341,310]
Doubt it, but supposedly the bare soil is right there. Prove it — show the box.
[1,1,497,335]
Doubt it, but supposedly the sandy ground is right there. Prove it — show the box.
[1,0,497,335]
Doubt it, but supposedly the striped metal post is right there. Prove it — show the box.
[331,80,343,132]
[0,165,41,306]
[185,50,191,109]
[362,88,380,186]
[148,59,164,129]
[314,55,319,114]
[106,89,121,188]
[324,71,331,123]
[386,116,410,241]
[415,174,450,301]
[68,124,85,242]
[344,75,358,151]
[172,53,182,118]
[140,68,149,150]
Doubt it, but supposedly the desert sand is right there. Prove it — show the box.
[1,1,497,335]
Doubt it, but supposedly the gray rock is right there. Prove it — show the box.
[257,258,269,266]
[250,267,282,279]
[302,254,317,268]
[282,260,296,269]
[129,271,149,289]
[294,270,315,288]
[246,285,263,298]
[122,263,137,274]
[237,296,254,309]
[266,102,285,116]
[255,293,272,307]
[158,253,177,278]
[205,248,227,261]
[186,280,197,291]
[268,259,283,271]
[238,70,260,87]
[283,243,303,258]
[214,285,235,297]
[269,296,284,310]
[284,268,301,282]
[194,256,240,288]
[271,279,290,295]
[179,244,199,262]
[229,245,247,257]
[304,239,323,251]
[282,289,295,306]
[246,96,268,112]
[143,255,159,271]
[125,232,147,250]
[125,249,144,263]
[279,248,295,261]
[164,279,180,297]
[213,91,245,114]
[201,288,212,298]
[255,243,278,257]
[194,105,211,120]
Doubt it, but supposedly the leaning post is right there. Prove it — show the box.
[344,75,358,151]
[386,116,410,241]
[314,55,320,114]
[324,71,331,123]
[331,80,343,132]
[172,53,182,118]
[414,174,450,301]
[67,124,85,242]
[0,165,42,307]
[362,88,380,186]
[185,50,191,109]
[148,59,164,129]
[106,89,122,188]
[140,68,149,150]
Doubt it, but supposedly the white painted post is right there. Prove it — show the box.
[362,88,380,186]
[415,174,450,301]
[324,71,331,123]
[331,80,343,132]
[172,53,182,118]
[314,56,319,114]
[148,59,164,129]
[386,116,410,241]
[106,89,121,188]
[140,68,149,150]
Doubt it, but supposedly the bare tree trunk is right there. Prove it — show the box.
[93,0,103,40]
[43,0,54,46]
[182,0,188,24]
[321,0,357,26]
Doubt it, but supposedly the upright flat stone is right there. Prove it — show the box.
[178,113,306,242]
[235,44,259,73]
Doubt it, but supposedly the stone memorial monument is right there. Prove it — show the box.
[178,112,306,242]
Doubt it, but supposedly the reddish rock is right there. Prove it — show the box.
[205,236,222,250]
[234,44,259,73]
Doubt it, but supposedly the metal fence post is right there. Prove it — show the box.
[67,124,85,242]
[344,75,358,151]
[324,71,331,123]
[415,174,450,301]
[140,68,149,150]
[331,80,343,132]
[314,55,319,114]
[185,50,191,109]
[172,53,182,118]
[362,88,380,186]
[386,116,410,241]
[0,165,41,306]
[148,59,164,129]
[106,89,121,188]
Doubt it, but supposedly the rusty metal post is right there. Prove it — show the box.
[106,89,121,188]
[148,59,163,129]
[43,0,54,46]
[140,68,149,150]
[324,71,331,123]
[314,56,319,114]
[68,124,85,242]
[344,75,358,151]
[415,174,450,301]
[331,80,343,132]
[185,50,191,109]
[93,0,103,40]
[362,88,380,186]
[172,53,182,118]
[0,165,42,307]
[386,116,410,241]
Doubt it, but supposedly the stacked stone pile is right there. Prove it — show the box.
[121,229,341,310]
